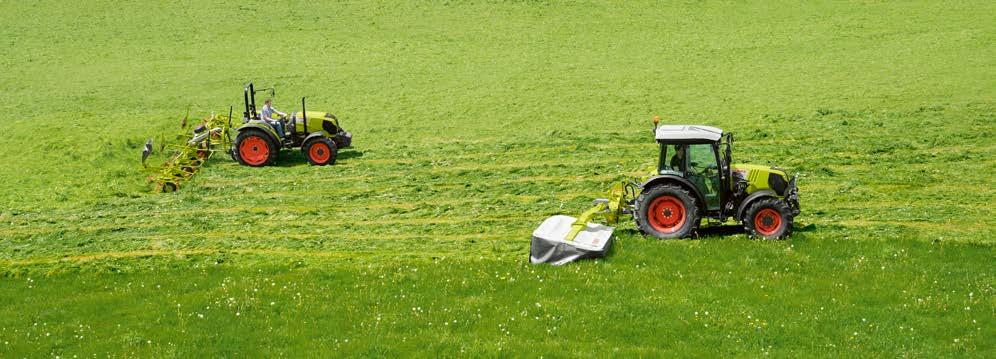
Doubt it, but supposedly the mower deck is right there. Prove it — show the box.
[530,215,614,265]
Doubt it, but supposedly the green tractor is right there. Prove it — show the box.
[232,82,352,167]
[632,121,800,239]
[531,118,801,264]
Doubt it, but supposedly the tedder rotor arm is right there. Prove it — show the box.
[145,112,235,193]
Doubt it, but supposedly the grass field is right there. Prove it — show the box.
[1,0,994,356]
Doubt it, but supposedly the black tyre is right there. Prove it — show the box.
[303,138,337,166]
[743,197,794,240]
[160,182,178,193]
[634,184,700,239]
[234,129,277,167]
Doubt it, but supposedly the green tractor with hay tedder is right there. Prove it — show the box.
[233,82,352,167]
[142,82,353,192]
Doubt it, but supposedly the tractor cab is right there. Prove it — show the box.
[654,125,727,212]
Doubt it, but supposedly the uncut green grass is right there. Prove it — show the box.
[0,1,994,356]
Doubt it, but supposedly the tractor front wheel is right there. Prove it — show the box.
[634,184,700,239]
[303,138,337,166]
[743,197,794,239]
[235,129,277,167]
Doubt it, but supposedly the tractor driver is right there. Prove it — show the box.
[669,144,686,172]
[261,98,287,138]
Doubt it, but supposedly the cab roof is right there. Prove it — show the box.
[655,125,724,143]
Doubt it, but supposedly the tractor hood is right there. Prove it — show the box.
[292,111,336,122]
[732,164,791,196]
[258,111,334,122]
[289,111,347,141]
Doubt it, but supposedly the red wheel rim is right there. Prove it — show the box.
[239,136,269,166]
[754,208,782,236]
[309,142,331,163]
[648,195,686,233]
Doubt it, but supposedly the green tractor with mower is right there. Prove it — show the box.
[530,117,801,264]
[232,82,352,167]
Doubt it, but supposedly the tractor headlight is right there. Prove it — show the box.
[785,174,801,215]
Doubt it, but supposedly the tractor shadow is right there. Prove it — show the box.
[794,223,817,232]
[694,222,817,239]
[338,150,365,161]
[695,224,745,238]
[273,149,364,167]
[616,223,816,241]
[613,226,746,240]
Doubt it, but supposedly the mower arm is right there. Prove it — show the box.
[565,200,609,241]
[564,181,631,241]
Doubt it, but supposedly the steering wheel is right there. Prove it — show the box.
[699,163,718,176]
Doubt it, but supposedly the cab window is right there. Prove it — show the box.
[687,144,717,175]
[659,144,686,173]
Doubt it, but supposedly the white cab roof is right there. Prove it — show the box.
[655,125,724,142]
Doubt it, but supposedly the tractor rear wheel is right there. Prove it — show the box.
[743,197,794,239]
[235,129,276,167]
[303,138,337,166]
[634,184,700,239]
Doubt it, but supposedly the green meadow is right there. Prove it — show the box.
[0,1,993,356]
